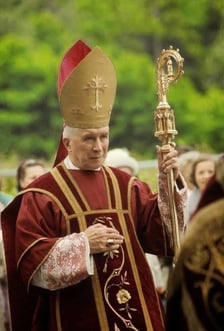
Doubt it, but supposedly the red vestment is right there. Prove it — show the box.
[1,164,183,331]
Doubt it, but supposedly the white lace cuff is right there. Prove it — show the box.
[31,232,93,290]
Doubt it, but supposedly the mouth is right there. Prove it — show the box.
[91,155,103,160]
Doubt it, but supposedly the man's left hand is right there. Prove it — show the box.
[156,145,179,180]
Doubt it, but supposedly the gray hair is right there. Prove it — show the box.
[62,126,79,139]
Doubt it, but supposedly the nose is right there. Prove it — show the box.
[93,139,103,152]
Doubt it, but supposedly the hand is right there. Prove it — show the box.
[156,144,179,180]
[84,223,124,254]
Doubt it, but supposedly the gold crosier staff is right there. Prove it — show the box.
[154,46,184,259]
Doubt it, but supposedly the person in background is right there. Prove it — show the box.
[185,153,216,224]
[16,158,46,191]
[166,154,224,331]
[105,148,167,302]
[1,39,187,331]
[0,177,13,331]
[0,177,13,209]
[178,150,200,227]
[0,227,9,331]
[176,144,195,156]
[0,160,46,331]
[178,150,200,195]
[193,154,224,214]
[105,148,139,176]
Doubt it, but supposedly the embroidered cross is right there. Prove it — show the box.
[85,75,107,111]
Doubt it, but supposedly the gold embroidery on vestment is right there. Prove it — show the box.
[51,166,110,330]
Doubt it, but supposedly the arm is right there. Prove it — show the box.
[16,193,123,291]
[157,145,188,240]
[158,172,187,241]
[31,232,93,290]
[133,146,187,255]
[31,223,124,290]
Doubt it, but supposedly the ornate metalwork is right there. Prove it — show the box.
[154,46,184,258]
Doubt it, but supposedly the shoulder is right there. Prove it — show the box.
[105,165,150,189]
[187,198,224,235]
[195,176,224,212]
[178,199,224,260]
[103,165,133,185]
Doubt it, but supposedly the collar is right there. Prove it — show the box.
[63,155,101,171]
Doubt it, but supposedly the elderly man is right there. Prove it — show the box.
[1,40,187,331]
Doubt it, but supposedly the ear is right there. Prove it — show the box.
[63,138,71,151]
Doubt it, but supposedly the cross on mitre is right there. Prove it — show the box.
[84,75,108,112]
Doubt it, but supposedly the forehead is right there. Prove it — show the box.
[196,160,215,170]
[79,126,109,136]
[24,165,45,176]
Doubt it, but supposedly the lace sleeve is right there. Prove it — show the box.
[158,173,187,245]
[31,232,94,290]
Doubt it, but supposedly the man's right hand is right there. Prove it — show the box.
[84,223,124,254]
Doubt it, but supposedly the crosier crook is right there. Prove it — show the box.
[154,46,184,260]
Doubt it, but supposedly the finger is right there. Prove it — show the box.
[106,235,124,246]
[106,230,123,239]
[163,150,177,162]
[92,223,108,229]
[163,157,178,167]
[106,238,115,246]
[169,142,176,149]
[106,227,119,234]
[163,160,178,171]
[105,241,123,251]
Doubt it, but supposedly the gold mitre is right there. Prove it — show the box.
[59,46,117,128]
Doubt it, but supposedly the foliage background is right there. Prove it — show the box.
[0,0,224,192]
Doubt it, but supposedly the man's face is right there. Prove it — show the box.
[63,126,109,170]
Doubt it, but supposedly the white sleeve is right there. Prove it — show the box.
[31,232,94,291]
[145,253,165,288]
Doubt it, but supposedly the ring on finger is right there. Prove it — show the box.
[106,238,114,246]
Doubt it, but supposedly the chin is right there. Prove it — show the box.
[85,163,101,170]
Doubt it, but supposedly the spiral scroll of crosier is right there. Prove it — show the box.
[154,46,184,260]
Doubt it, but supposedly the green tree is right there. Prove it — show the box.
[0,0,224,161]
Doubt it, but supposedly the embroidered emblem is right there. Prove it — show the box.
[84,75,107,111]
[93,215,139,330]
[184,233,224,328]
[103,249,120,273]
[117,288,131,305]
[117,287,137,320]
